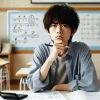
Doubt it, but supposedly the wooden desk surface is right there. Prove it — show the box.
[0,61,10,67]
[16,68,30,77]
[26,61,32,66]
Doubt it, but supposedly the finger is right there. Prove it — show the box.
[54,47,64,54]
[54,43,65,48]
[54,43,64,48]
[55,46,64,51]
[54,40,63,45]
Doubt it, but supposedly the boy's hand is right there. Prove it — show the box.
[54,37,65,56]
[48,37,65,61]
[51,84,71,91]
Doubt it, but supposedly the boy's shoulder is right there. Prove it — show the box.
[70,41,90,53]
[71,41,89,48]
[68,42,91,57]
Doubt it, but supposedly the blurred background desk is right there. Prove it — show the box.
[16,68,30,90]
[0,53,13,82]
[0,60,10,91]
[0,61,9,67]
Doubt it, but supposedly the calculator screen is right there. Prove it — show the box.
[1,94,16,97]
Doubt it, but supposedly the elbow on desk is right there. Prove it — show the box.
[27,85,42,93]
[87,81,99,92]
[79,83,99,92]
[26,78,41,93]
[28,86,40,93]
[91,84,99,92]
[86,86,99,92]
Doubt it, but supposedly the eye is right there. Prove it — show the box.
[51,24,56,27]
[62,24,70,28]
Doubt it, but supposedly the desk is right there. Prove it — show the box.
[0,61,10,67]
[0,53,13,81]
[26,61,32,66]
[0,90,69,100]
[0,61,10,91]
[16,68,30,90]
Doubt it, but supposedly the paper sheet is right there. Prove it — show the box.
[67,90,100,100]
[31,91,67,100]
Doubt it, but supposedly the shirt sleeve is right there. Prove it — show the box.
[68,43,99,92]
[26,45,50,92]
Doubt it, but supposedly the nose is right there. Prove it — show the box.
[56,25,62,34]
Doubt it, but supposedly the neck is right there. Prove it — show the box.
[58,48,68,57]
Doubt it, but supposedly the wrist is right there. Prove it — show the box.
[47,56,55,62]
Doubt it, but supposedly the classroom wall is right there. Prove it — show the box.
[0,0,100,79]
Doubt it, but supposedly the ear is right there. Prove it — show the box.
[71,28,76,36]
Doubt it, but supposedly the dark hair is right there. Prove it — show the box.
[43,4,80,33]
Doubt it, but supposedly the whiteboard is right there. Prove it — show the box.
[72,11,100,50]
[7,11,51,50]
[7,10,100,50]
[31,0,100,3]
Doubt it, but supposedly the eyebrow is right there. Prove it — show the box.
[52,21,58,24]
[52,22,69,25]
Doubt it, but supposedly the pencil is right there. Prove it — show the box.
[45,44,70,48]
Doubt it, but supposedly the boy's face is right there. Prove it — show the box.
[47,21,75,46]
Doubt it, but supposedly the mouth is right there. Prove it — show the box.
[56,36,63,39]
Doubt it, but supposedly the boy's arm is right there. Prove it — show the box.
[68,44,99,92]
[26,42,63,92]
[40,57,54,81]
[26,45,52,92]
[40,38,65,81]
[27,38,66,92]
[51,43,99,92]
[51,84,71,92]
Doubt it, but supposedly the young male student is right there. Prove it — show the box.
[26,4,99,92]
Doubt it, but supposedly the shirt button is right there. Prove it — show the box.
[41,89,43,91]
[51,81,53,83]
[53,68,55,70]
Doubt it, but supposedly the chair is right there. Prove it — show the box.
[0,58,10,91]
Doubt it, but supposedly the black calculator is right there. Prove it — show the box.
[0,92,28,100]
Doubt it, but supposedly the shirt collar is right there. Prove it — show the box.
[49,40,54,45]
[67,42,75,57]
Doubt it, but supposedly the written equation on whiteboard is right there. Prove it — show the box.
[8,11,50,49]
[12,15,39,44]
[73,11,100,47]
